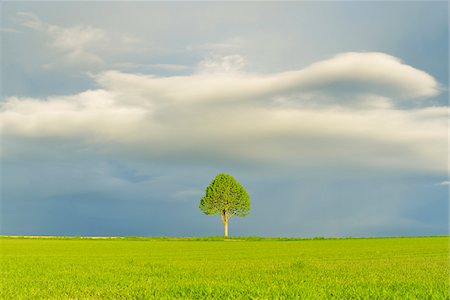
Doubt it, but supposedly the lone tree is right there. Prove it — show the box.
[199,173,250,238]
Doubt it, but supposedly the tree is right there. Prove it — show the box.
[199,173,250,238]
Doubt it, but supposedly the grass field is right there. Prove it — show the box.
[1,236,448,299]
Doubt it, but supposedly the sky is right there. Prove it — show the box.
[0,1,448,237]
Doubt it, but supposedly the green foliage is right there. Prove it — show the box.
[1,237,448,299]
[199,173,250,217]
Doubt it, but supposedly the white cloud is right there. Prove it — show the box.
[147,64,190,71]
[16,12,107,66]
[0,52,446,174]
[0,27,21,34]
[190,37,245,52]
[93,52,438,107]
[15,12,145,68]
[197,54,247,74]
[114,63,190,72]
[295,52,441,99]
[15,12,44,30]
[1,90,146,141]
[439,181,450,186]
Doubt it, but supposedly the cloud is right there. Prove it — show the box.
[15,12,44,30]
[15,12,145,68]
[190,37,245,53]
[114,63,190,72]
[0,27,21,34]
[16,12,107,66]
[438,181,450,186]
[296,52,441,99]
[147,64,190,71]
[197,54,247,73]
[94,52,439,107]
[0,52,446,174]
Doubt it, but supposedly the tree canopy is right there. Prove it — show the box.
[199,173,250,237]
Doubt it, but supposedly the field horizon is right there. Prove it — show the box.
[1,234,448,240]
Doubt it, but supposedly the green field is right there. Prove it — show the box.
[1,236,448,299]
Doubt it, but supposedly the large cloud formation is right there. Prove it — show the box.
[1,52,446,173]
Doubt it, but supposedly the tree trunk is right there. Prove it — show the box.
[224,219,228,238]
[222,212,229,238]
